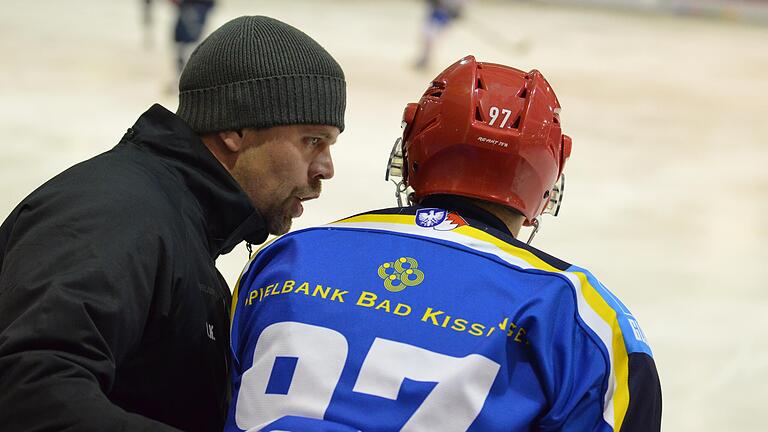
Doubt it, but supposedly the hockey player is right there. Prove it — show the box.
[415,0,471,69]
[226,56,662,431]
[172,0,215,77]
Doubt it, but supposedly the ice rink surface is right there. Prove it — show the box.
[1,0,766,429]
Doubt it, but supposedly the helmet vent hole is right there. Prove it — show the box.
[476,77,485,90]
[412,162,419,173]
[543,190,550,199]
[518,88,528,98]
[423,81,446,98]
[511,115,522,129]
[553,116,560,124]
[475,106,484,121]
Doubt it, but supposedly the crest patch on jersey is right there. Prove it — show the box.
[415,208,467,231]
[415,208,446,227]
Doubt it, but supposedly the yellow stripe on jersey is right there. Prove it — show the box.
[334,213,416,226]
[330,213,630,430]
[574,272,630,429]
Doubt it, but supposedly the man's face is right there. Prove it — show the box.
[230,124,339,235]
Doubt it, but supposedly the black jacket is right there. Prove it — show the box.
[0,105,267,431]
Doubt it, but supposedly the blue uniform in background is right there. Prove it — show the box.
[227,206,661,431]
[174,0,214,44]
[173,0,214,75]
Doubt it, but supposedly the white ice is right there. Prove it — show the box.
[1,0,766,430]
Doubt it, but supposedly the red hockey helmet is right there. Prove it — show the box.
[388,55,572,224]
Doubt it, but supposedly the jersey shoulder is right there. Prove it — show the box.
[241,207,653,357]
[324,207,653,356]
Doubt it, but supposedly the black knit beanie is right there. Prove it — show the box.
[177,16,346,134]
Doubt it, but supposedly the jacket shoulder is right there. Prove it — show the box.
[27,147,186,224]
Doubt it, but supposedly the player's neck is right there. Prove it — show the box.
[473,200,525,238]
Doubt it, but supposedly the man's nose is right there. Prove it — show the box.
[312,146,334,180]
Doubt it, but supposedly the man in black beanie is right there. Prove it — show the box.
[0,16,345,432]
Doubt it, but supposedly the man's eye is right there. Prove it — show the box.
[307,137,322,146]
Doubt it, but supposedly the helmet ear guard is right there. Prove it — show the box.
[543,173,565,217]
[541,134,572,218]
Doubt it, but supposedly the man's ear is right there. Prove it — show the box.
[218,129,245,153]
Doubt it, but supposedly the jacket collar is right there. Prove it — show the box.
[129,104,268,256]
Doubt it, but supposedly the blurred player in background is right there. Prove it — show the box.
[173,0,215,78]
[142,0,154,48]
[0,16,345,432]
[226,56,661,431]
[415,0,471,70]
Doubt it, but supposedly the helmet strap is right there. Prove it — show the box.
[526,218,540,245]
[392,179,410,207]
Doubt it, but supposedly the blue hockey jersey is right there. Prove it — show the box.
[227,207,661,431]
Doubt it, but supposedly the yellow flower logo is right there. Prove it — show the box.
[377,257,425,292]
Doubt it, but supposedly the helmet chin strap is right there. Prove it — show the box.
[526,218,540,245]
[392,179,409,207]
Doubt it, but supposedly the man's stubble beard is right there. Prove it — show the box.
[265,179,322,236]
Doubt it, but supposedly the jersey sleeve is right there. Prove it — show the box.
[550,266,662,431]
